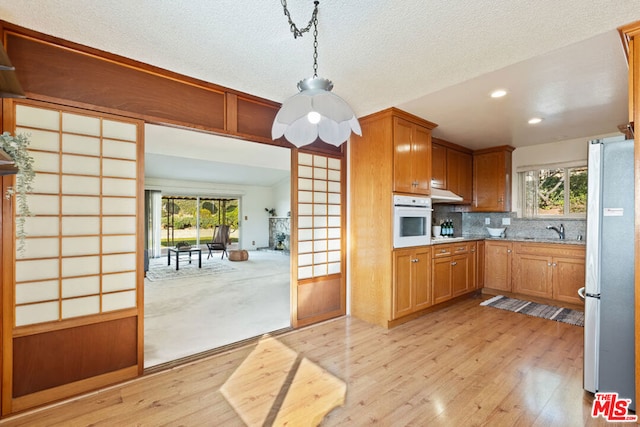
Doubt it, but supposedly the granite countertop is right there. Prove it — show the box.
[431,236,484,245]
[482,236,585,245]
[430,235,586,245]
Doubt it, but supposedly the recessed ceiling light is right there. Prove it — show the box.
[490,89,507,98]
[528,117,543,124]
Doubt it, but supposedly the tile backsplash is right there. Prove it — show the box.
[432,206,586,241]
[461,212,586,241]
[432,206,463,236]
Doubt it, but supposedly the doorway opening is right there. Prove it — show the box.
[143,124,291,368]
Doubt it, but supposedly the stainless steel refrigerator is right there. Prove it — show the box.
[581,135,635,410]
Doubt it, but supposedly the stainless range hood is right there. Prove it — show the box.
[430,187,464,203]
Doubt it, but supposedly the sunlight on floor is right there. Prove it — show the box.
[221,337,346,427]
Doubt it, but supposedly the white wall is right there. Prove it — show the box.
[510,132,618,215]
[273,177,291,219]
[145,177,277,250]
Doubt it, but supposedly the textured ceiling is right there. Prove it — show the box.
[1,1,639,181]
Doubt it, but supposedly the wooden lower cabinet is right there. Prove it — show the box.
[432,243,474,305]
[488,241,586,305]
[432,256,453,305]
[393,247,432,319]
[475,241,485,289]
[512,253,553,298]
[451,254,470,297]
[553,256,586,305]
[484,241,512,291]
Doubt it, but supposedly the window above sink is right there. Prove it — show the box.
[518,161,587,219]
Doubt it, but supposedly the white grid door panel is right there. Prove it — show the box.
[297,153,342,280]
[13,104,139,327]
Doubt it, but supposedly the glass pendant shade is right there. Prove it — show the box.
[272,77,361,147]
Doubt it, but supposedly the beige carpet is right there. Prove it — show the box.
[144,250,291,367]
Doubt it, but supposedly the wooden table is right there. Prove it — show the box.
[168,247,202,270]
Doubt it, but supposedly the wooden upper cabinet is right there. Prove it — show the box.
[431,138,472,203]
[472,146,515,212]
[393,117,432,195]
[619,21,639,125]
[431,143,447,189]
[448,149,473,203]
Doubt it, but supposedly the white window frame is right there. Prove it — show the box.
[518,160,587,219]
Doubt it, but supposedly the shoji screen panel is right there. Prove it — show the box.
[294,151,345,326]
[14,104,139,327]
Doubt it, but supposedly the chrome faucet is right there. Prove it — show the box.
[546,224,565,240]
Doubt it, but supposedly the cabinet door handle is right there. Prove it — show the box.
[411,258,419,263]
[507,249,512,253]
[548,262,552,266]
[552,263,557,267]
[471,249,475,253]
[451,261,457,266]
[440,249,447,253]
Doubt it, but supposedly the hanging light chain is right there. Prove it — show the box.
[312,8,318,77]
[281,0,320,77]
[280,0,319,38]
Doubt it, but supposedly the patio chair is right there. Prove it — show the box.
[207,225,230,259]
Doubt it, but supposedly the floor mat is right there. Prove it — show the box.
[480,295,584,326]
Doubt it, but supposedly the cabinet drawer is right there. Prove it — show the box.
[433,244,452,258]
[452,243,470,254]
[514,242,585,258]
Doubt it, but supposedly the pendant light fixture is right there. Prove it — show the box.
[272,0,361,148]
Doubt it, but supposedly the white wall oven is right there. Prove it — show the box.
[393,195,432,248]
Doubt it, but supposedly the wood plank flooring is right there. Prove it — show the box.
[0,294,616,426]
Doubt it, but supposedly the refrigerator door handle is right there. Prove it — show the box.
[578,287,600,299]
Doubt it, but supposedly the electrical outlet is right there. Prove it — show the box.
[252,241,255,245]
[502,218,511,225]
[485,217,490,225]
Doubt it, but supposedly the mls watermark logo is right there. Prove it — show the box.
[591,392,637,422]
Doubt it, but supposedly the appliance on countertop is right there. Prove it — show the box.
[430,187,464,203]
[393,195,432,248]
[580,135,635,410]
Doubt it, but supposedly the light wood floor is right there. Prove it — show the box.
[0,294,614,426]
